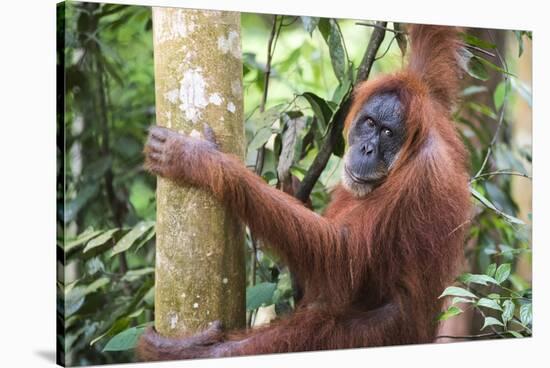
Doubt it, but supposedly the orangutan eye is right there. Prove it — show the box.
[366,118,375,127]
[383,128,393,137]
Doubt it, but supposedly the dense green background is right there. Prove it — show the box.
[58,2,532,365]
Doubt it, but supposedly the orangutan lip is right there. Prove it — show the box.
[344,165,373,184]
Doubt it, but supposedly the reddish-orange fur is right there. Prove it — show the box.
[137,24,471,361]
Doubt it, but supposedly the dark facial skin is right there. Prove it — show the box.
[344,92,405,190]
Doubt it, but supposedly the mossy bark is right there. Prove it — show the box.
[152,7,245,337]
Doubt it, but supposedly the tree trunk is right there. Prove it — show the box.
[151,7,245,337]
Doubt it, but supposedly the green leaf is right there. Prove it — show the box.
[134,227,156,251]
[439,286,478,299]
[461,32,496,50]
[121,267,155,282]
[520,303,532,326]
[457,48,489,81]
[248,126,273,151]
[514,31,524,57]
[109,221,154,257]
[451,297,474,305]
[493,81,506,110]
[488,293,501,300]
[470,187,525,225]
[318,19,347,83]
[85,257,105,276]
[65,286,86,317]
[481,316,505,330]
[507,330,523,338]
[85,277,110,294]
[102,326,146,352]
[65,228,102,252]
[502,299,515,324]
[494,263,512,284]
[461,85,488,97]
[64,184,100,223]
[246,282,277,310]
[437,306,463,321]
[301,92,334,133]
[477,298,502,311]
[301,16,320,35]
[459,273,498,286]
[485,263,497,278]
[83,228,119,253]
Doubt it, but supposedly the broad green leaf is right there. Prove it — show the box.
[248,126,273,151]
[481,316,504,330]
[520,303,532,326]
[451,297,474,305]
[507,330,523,338]
[468,102,497,120]
[83,228,119,253]
[102,326,146,352]
[488,293,501,300]
[470,187,525,225]
[439,286,477,299]
[476,57,516,77]
[394,23,407,57]
[493,81,506,110]
[134,227,156,251]
[437,306,463,321]
[90,318,130,346]
[246,282,277,310]
[494,263,511,284]
[461,33,496,49]
[65,286,86,317]
[514,31,524,57]
[477,298,502,311]
[65,228,102,252]
[461,85,488,97]
[85,257,105,276]
[301,92,334,133]
[502,300,515,324]
[301,16,320,35]
[485,263,497,278]
[457,48,489,81]
[109,221,154,257]
[85,277,110,294]
[326,21,347,83]
[318,19,347,83]
[122,267,154,282]
[64,184,100,223]
[459,273,498,286]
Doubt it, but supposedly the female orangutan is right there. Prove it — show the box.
[137,24,471,360]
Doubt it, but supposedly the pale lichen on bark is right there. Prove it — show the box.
[152,7,245,337]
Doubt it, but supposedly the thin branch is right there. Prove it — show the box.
[474,31,510,178]
[375,35,397,61]
[295,22,387,203]
[355,22,404,34]
[254,15,281,176]
[462,43,496,58]
[470,170,531,183]
[436,332,503,340]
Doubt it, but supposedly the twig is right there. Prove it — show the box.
[295,22,387,203]
[462,43,496,58]
[254,15,281,175]
[474,31,510,178]
[248,15,281,328]
[375,35,397,61]
[436,332,503,340]
[355,22,404,34]
[470,170,531,183]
